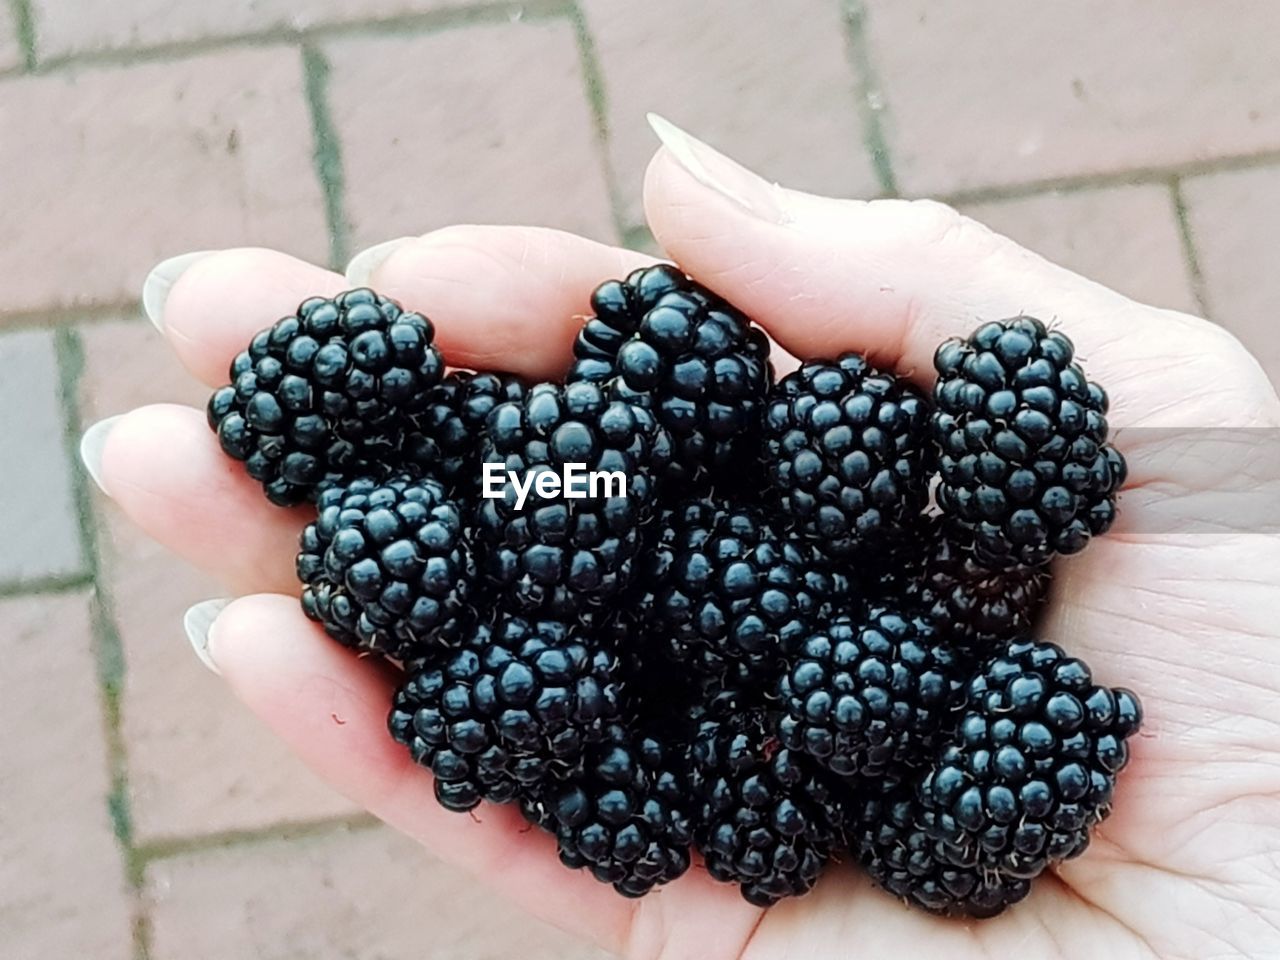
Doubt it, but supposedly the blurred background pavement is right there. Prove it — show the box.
[2,1,1279,957]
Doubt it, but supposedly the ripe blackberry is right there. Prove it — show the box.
[931,316,1126,567]
[777,609,965,779]
[763,354,929,557]
[919,639,1142,879]
[849,776,1031,918]
[405,370,527,496]
[475,382,670,622]
[297,475,473,660]
[905,520,1050,659]
[689,710,842,906]
[639,499,848,688]
[537,724,694,896]
[568,264,772,486]
[207,288,444,505]
[388,615,623,811]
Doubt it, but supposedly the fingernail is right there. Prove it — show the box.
[345,237,415,287]
[184,599,230,675]
[143,251,213,332]
[79,415,123,495]
[646,113,788,223]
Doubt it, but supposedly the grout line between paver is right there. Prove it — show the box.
[8,0,36,71]
[1169,176,1213,320]
[566,1,627,246]
[839,0,898,197]
[24,0,570,75]
[301,45,349,270]
[0,569,94,599]
[52,327,152,960]
[134,812,382,866]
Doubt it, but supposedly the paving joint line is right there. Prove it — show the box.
[22,0,571,75]
[839,0,898,197]
[0,570,94,599]
[52,327,152,960]
[134,813,383,866]
[301,44,349,270]
[1168,176,1214,320]
[8,0,37,71]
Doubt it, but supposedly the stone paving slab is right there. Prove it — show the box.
[1182,166,1280,385]
[0,5,21,70]
[145,825,615,960]
[0,48,328,317]
[865,0,1280,195]
[29,0,466,59]
[0,330,84,584]
[582,0,880,227]
[962,184,1200,315]
[0,591,134,960]
[78,320,359,841]
[327,19,616,252]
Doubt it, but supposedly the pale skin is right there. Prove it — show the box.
[96,133,1280,959]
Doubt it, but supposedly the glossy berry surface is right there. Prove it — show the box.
[207,288,444,505]
[919,639,1142,879]
[931,316,1126,567]
[569,264,772,486]
[297,475,473,660]
[475,381,671,623]
[388,615,624,811]
[778,610,965,778]
[764,354,930,557]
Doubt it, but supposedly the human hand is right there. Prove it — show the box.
[88,121,1280,959]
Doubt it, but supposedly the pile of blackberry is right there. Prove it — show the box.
[210,275,1140,917]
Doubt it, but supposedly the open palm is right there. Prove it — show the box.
[93,131,1280,959]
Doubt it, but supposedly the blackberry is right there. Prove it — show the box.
[297,475,473,660]
[849,776,1031,918]
[537,724,694,896]
[763,354,929,557]
[931,316,1126,567]
[405,370,527,496]
[207,288,444,505]
[919,639,1142,879]
[905,519,1050,659]
[639,499,848,688]
[388,615,624,811]
[475,381,670,622]
[689,710,842,906]
[568,264,772,486]
[777,609,965,779]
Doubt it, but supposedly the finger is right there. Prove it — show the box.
[359,225,655,380]
[100,404,304,594]
[641,123,1278,430]
[161,248,348,387]
[207,594,755,957]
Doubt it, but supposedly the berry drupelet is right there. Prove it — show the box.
[930,316,1126,567]
[207,288,445,505]
[405,370,527,497]
[639,499,848,689]
[297,475,473,660]
[689,710,843,906]
[919,639,1142,879]
[777,609,965,779]
[537,724,694,896]
[763,354,930,557]
[568,264,772,487]
[475,381,671,623]
[388,615,624,811]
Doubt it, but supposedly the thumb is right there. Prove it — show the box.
[641,115,1274,430]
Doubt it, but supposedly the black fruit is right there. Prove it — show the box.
[298,475,473,660]
[475,381,671,623]
[777,609,965,779]
[763,354,930,557]
[387,615,624,811]
[207,288,444,505]
[919,639,1142,879]
[568,264,772,486]
[930,316,1126,567]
